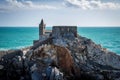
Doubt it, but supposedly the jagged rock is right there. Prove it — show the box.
[0,51,7,60]
[1,34,120,80]
[2,50,23,60]
[31,44,78,77]
[0,65,4,69]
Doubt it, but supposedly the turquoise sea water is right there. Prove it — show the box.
[0,27,120,54]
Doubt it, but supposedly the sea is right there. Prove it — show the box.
[0,27,120,54]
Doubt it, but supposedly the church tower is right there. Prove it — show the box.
[39,19,46,36]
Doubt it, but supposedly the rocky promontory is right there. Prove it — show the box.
[0,33,120,80]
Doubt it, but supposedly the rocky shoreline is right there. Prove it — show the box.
[0,34,120,80]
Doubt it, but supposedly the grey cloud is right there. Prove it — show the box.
[64,0,120,10]
[5,0,57,10]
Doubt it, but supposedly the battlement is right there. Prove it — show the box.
[52,26,77,38]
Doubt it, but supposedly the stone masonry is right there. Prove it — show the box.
[33,19,77,45]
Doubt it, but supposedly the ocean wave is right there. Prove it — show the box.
[0,45,32,51]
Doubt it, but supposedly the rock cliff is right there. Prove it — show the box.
[0,34,120,80]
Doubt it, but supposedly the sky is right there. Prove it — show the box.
[0,0,120,27]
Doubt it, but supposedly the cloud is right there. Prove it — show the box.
[64,0,120,10]
[5,0,57,10]
[0,7,10,13]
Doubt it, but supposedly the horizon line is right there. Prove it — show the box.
[0,26,120,27]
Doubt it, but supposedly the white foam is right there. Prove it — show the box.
[0,45,31,51]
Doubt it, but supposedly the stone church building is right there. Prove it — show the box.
[33,19,77,45]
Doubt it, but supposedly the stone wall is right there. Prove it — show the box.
[52,26,77,38]
[33,40,39,45]
[39,23,45,36]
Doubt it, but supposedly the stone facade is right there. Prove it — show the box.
[34,19,77,45]
[52,26,77,38]
[33,40,39,45]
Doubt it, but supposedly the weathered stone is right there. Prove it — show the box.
[0,65,4,69]
[1,23,120,80]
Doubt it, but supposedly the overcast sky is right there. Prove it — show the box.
[0,0,120,27]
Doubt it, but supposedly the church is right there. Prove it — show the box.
[33,19,77,45]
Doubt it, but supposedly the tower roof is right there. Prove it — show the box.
[40,19,44,25]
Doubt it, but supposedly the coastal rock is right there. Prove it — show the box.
[31,44,78,77]
[1,34,120,80]
[83,37,120,69]
[0,51,7,60]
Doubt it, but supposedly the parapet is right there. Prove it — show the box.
[52,26,77,38]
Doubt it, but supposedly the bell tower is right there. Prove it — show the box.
[39,19,46,37]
